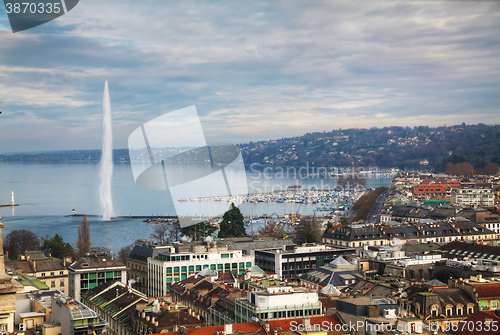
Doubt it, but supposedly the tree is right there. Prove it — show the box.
[150,222,170,244]
[295,216,322,244]
[4,229,40,260]
[218,203,246,238]
[258,221,284,238]
[150,220,182,244]
[118,244,133,264]
[76,215,92,258]
[169,220,182,242]
[340,217,350,226]
[181,222,218,240]
[41,234,73,259]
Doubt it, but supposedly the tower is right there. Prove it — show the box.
[0,214,23,333]
[10,191,14,206]
[0,214,10,283]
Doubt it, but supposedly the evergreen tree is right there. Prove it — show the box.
[41,234,73,259]
[218,203,246,238]
[181,222,218,240]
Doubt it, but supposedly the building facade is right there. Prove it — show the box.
[67,254,127,301]
[255,244,355,280]
[451,188,495,207]
[235,286,322,323]
[127,242,172,295]
[148,242,253,297]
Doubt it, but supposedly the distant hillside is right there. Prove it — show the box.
[238,123,500,172]
[1,123,499,172]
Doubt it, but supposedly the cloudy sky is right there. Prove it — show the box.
[0,0,499,153]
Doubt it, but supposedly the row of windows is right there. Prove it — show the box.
[41,271,65,277]
[80,271,122,280]
[164,262,252,274]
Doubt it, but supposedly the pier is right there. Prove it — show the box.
[0,191,19,207]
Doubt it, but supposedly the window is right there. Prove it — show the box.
[246,262,252,268]
[196,265,201,271]
[491,300,498,310]
[42,273,46,277]
[60,280,65,287]
[50,272,55,276]
[218,264,223,270]
[174,267,179,274]
[181,266,187,273]
[189,265,194,272]
[166,267,172,274]
[51,281,56,287]
[60,271,64,275]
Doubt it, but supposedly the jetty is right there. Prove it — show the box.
[0,191,19,207]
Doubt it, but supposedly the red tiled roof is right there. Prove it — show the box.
[476,284,500,298]
[151,315,344,335]
[454,311,500,335]
[155,322,264,335]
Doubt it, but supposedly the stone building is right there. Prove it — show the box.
[0,214,23,333]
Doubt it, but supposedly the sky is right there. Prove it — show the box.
[0,0,499,153]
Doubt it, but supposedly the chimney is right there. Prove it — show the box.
[33,260,37,272]
[224,324,233,334]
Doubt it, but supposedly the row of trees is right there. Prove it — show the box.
[352,187,388,222]
[4,215,103,261]
[4,230,73,260]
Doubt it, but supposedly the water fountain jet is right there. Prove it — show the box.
[100,81,114,220]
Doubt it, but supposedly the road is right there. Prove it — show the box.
[366,192,387,224]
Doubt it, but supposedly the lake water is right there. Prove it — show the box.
[0,162,392,253]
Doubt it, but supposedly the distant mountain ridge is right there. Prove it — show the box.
[1,123,499,172]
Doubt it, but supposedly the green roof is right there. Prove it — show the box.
[30,279,49,289]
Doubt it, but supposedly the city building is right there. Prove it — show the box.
[449,274,500,312]
[451,188,495,207]
[254,243,355,280]
[67,254,127,301]
[234,286,322,323]
[323,220,497,248]
[127,242,173,295]
[132,301,205,334]
[148,241,253,297]
[299,256,362,290]
[169,273,243,325]
[50,291,107,335]
[400,282,477,332]
[412,180,460,200]
[6,250,69,294]
[82,279,147,335]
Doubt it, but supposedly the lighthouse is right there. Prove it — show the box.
[11,191,14,206]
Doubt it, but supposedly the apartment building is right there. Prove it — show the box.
[451,188,495,207]
[254,243,355,280]
[235,286,322,323]
[67,254,127,301]
[148,241,253,297]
